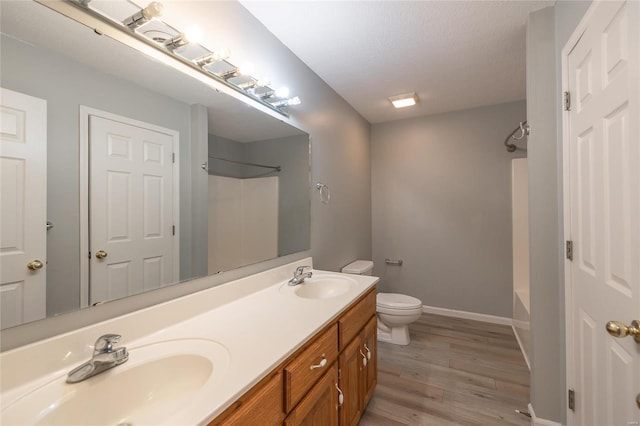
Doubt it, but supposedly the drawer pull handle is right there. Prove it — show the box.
[310,354,327,370]
[336,383,344,406]
[360,349,368,367]
[364,343,372,360]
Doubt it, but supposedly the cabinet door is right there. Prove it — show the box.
[361,316,377,407]
[338,336,362,426]
[212,371,284,426]
[284,364,338,426]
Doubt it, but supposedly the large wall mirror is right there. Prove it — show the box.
[0,1,310,331]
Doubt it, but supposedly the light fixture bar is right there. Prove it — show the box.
[389,92,418,108]
[55,0,298,116]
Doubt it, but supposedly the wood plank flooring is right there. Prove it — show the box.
[359,313,530,426]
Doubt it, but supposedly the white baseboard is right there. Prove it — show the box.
[512,325,531,370]
[528,404,562,426]
[421,305,512,326]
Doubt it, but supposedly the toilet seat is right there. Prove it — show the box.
[377,293,422,310]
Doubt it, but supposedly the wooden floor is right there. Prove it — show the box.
[359,313,530,426]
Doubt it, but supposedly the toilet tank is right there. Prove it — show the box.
[341,260,374,276]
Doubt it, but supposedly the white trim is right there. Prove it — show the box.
[79,106,180,307]
[511,324,531,371]
[421,305,512,326]
[560,3,598,425]
[528,403,562,426]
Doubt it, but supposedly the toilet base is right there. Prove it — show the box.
[377,325,411,345]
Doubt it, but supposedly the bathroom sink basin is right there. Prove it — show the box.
[1,339,229,426]
[293,275,357,299]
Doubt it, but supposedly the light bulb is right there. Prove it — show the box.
[274,86,289,98]
[142,1,164,20]
[287,96,301,106]
[184,26,203,44]
[213,47,231,61]
[123,1,164,29]
[255,77,271,87]
[239,62,255,76]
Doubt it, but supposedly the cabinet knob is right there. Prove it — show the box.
[360,349,368,367]
[310,354,327,370]
[335,383,344,406]
[364,343,372,360]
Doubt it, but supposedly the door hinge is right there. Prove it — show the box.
[566,240,574,261]
[568,388,575,411]
[564,91,571,111]
[172,225,175,236]
[172,152,175,163]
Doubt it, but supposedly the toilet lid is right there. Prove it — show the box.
[377,293,422,310]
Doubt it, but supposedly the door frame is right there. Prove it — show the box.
[79,106,180,308]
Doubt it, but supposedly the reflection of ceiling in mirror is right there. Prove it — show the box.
[0,1,306,142]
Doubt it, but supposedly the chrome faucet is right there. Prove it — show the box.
[288,265,313,286]
[66,334,129,383]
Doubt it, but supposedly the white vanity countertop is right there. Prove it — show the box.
[0,258,378,426]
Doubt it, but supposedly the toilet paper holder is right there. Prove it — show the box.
[384,258,403,266]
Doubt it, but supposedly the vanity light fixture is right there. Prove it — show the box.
[67,0,301,114]
[122,1,164,30]
[164,26,203,51]
[274,86,290,99]
[238,77,271,90]
[389,92,418,108]
[193,48,231,67]
[269,96,301,108]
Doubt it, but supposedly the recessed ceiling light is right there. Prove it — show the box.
[389,92,418,108]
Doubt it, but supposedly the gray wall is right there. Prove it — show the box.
[1,1,371,350]
[208,133,311,257]
[526,6,561,422]
[526,2,590,423]
[244,135,311,256]
[371,101,526,318]
[0,35,195,317]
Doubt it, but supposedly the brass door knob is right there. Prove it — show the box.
[95,250,108,259]
[605,320,640,343]
[27,260,44,270]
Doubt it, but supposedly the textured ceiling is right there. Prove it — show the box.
[241,0,553,123]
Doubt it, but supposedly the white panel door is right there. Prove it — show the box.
[0,88,47,328]
[89,115,175,304]
[567,1,639,425]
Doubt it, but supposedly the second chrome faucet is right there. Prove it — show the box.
[288,265,312,286]
[66,334,129,383]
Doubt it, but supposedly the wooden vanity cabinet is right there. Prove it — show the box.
[209,370,285,426]
[284,363,339,426]
[337,313,377,426]
[361,315,377,405]
[338,336,363,426]
[211,287,376,426]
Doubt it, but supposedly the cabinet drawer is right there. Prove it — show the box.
[338,289,376,350]
[284,323,338,411]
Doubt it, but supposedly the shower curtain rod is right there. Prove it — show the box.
[207,154,281,172]
[504,120,530,152]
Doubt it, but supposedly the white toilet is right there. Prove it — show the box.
[341,260,423,346]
